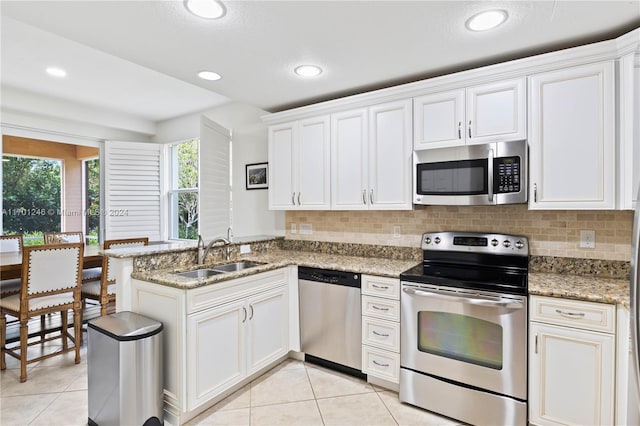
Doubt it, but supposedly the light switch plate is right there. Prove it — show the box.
[299,223,313,235]
[393,225,401,238]
[290,223,297,234]
[240,244,251,254]
[579,230,595,249]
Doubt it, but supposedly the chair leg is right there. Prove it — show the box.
[73,307,81,364]
[100,297,107,317]
[40,315,46,342]
[0,314,6,370]
[61,310,68,350]
[19,319,28,382]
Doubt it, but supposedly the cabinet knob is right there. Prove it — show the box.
[291,192,295,206]
[468,120,472,138]
[362,189,367,205]
[369,189,374,205]
[458,121,462,139]
[297,192,301,205]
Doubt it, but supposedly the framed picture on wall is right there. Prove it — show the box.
[246,162,268,190]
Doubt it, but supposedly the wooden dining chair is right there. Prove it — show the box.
[0,235,23,298]
[44,231,102,283]
[0,242,84,382]
[82,237,149,316]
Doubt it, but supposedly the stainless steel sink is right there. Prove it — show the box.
[211,261,263,273]
[176,269,223,279]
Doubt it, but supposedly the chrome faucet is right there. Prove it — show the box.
[197,235,231,264]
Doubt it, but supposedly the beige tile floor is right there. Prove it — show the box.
[1,339,460,426]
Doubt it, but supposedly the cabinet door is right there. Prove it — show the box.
[368,99,413,210]
[331,108,369,210]
[246,286,288,375]
[297,116,331,209]
[529,323,615,426]
[466,78,526,145]
[619,53,640,210]
[529,62,615,209]
[187,300,246,411]
[413,89,465,149]
[268,122,296,210]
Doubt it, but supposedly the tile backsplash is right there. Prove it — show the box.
[286,205,634,261]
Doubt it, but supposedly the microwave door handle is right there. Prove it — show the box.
[488,148,494,203]
[402,287,523,309]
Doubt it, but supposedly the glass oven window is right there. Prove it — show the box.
[417,159,488,195]
[417,311,503,370]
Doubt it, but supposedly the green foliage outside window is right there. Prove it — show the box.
[177,140,199,240]
[2,156,62,244]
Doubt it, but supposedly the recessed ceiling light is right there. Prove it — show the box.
[294,65,323,78]
[46,66,67,78]
[184,0,226,19]
[466,10,508,32]
[197,70,222,81]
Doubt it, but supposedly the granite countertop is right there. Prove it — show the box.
[131,249,419,289]
[529,272,630,309]
[102,235,283,258]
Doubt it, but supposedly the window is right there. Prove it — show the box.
[169,139,199,240]
[2,155,62,245]
[84,158,100,245]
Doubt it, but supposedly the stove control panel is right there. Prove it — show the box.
[421,231,528,256]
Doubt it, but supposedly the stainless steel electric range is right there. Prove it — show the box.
[400,231,529,425]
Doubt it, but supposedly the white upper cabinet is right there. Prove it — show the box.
[268,116,331,210]
[331,100,412,210]
[413,77,526,150]
[529,61,615,210]
[618,53,640,210]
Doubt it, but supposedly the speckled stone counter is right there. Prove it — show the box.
[131,249,419,290]
[529,272,630,309]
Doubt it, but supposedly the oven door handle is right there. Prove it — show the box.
[402,287,524,309]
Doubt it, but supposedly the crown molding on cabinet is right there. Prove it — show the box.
[262,27,640,125]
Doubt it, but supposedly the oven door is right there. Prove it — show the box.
[401,282,527,400]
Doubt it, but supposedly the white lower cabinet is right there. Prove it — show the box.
[131,268,290,425]
[529,296,616,426]
[186,286,288,411]
[361,275,400,384]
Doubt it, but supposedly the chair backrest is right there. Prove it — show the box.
[44,231,84,244]
[22,243,83,297]
[103,237,149,283]
[0,234,23,252]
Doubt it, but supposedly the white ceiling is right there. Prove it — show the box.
[1,1,639,123]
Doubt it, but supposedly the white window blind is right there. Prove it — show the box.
[199,117,231,240]
[104,141,162,241]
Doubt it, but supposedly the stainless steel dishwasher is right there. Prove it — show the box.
[298,266,363,375]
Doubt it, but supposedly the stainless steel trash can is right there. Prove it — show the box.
[88,311,163,426]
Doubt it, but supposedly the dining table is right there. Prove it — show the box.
[0,244,103,280]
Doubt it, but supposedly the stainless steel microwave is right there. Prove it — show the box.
[413,140,527,206]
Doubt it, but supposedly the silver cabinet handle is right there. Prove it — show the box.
[372,305,389,312]
[488,148,494,203]
[297,192,301,205]
[373,360,389,367]
[555,309,585,318]
[369,189,374,205]
[372,330,389,337]
[362,189,367,205]
[249,304,254,320]
[291,192,295,205]
[242,306,247,323]
[458,121,462,139]
[533,183,537,203]
[468,120,472,138]
[372,284,389,290]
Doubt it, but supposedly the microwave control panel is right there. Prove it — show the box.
[494,156,520,193]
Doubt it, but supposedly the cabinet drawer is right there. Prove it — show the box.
[362,316,400,352]
[362,295,400,322]
[362,346,400,384]
[362,275,400,300]
[530,295,615,334]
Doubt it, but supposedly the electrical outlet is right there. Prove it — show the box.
[299,223,313,235]
[240,244,251,254]
[579,230,595,249]
[290,223,297,234]
[393,225,401,238]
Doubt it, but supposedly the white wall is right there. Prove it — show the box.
[154,102,285,238]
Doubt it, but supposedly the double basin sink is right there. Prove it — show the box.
[176,261,263,279]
